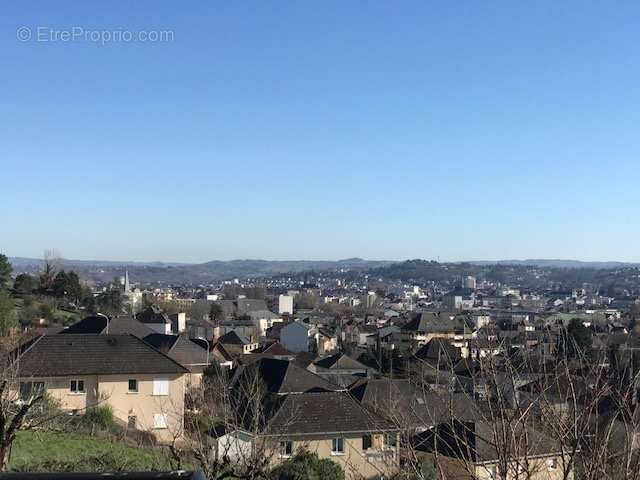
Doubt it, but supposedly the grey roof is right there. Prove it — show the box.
[402,311,465,333]
[265,391,395,436]
[429,420,561,463]
[313,353,370,371]
[135,306,171,325]
[351,379,477,427]
[414,338,460,363]
[248,309,280,320]
[143,333,208,369]
[15,334,188,377]
[218,330,251,345]
[60,316,154,338]
[236,299,269,315]
[231,358,338,395]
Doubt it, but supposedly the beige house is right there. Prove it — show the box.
[14,334,188,444]
[225,358,400,479]
[424,421,572,480]
[263,391,399,480]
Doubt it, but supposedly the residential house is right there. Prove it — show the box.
[13,334,187,443]
[280,321,312,353]
[308,352,373,387]
[400,311,469,349]
[314,327,338,355]
[247,309,283,337]
[221,358,399,480]
[143,333,209,386]
[421,420,569,480]
[136,306,173,334]
[216,330,259,357]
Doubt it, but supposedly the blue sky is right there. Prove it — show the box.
[2,1,639,263]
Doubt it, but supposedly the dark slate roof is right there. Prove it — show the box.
[143,334,208,368]
[313,353,369,371]
[218,330,250,345]
[60,316,107,334]
[236,299,268,315]
[414,338,461,363]
[351,379,478,427]
[15,334,188,377]
[135,305,171,325]
[427,420,560,462]
[291,351,316,369]
[265,391,395,436]
[60,316,154,339]
[106,317,156,337]
[254,342,293,356]
[314,372,365,389]
[401,311,464,333]
[211,342,234,363]
[231,358,337,395]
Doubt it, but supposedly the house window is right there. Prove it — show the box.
[384,433,397,449]
[279,440,293,458]
[128,379,138,393]
[153,413,168,429]
[152,378,169,396]
[70,380,85,394]
[127,415,137,429]
[19,381,44,401]
[331,437,344,455]
[362,434,372,450]
[547,458,557,470]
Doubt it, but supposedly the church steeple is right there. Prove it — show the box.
[124,269,130,293]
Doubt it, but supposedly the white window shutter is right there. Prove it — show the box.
[153,378,169,396]
[153,413,167,429]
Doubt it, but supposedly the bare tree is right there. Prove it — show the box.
[0,356,44,471]
[166,364,277,479]
[39,250,63,292]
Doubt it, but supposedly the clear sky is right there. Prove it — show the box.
[2,1,639,263]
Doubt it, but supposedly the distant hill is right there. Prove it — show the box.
[469,259,639,269]
[9,257,394,284]
[370,259,640,286]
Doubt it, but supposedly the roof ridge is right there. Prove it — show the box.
[126,334,188,373]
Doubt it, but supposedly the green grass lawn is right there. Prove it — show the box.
[9,431,176,472]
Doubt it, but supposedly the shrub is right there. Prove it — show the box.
[81,405,115,430]
[272,450,344,480]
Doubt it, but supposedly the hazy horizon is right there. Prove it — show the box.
[5,252,640,266]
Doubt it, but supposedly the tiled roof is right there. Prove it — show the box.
[313,353,369,371]
[265,391,395,436]
[15,334,188,377]
[401,311,463,333]
[413,338,460,363]
[351,379,478,427]
[218,330,250,345]
[135,305,171,325]
[231,358,338,395]
[60,316,155,339]
[143,333,208,367]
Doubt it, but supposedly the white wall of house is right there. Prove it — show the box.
[278,295,294,315]
[216,431,255,462]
